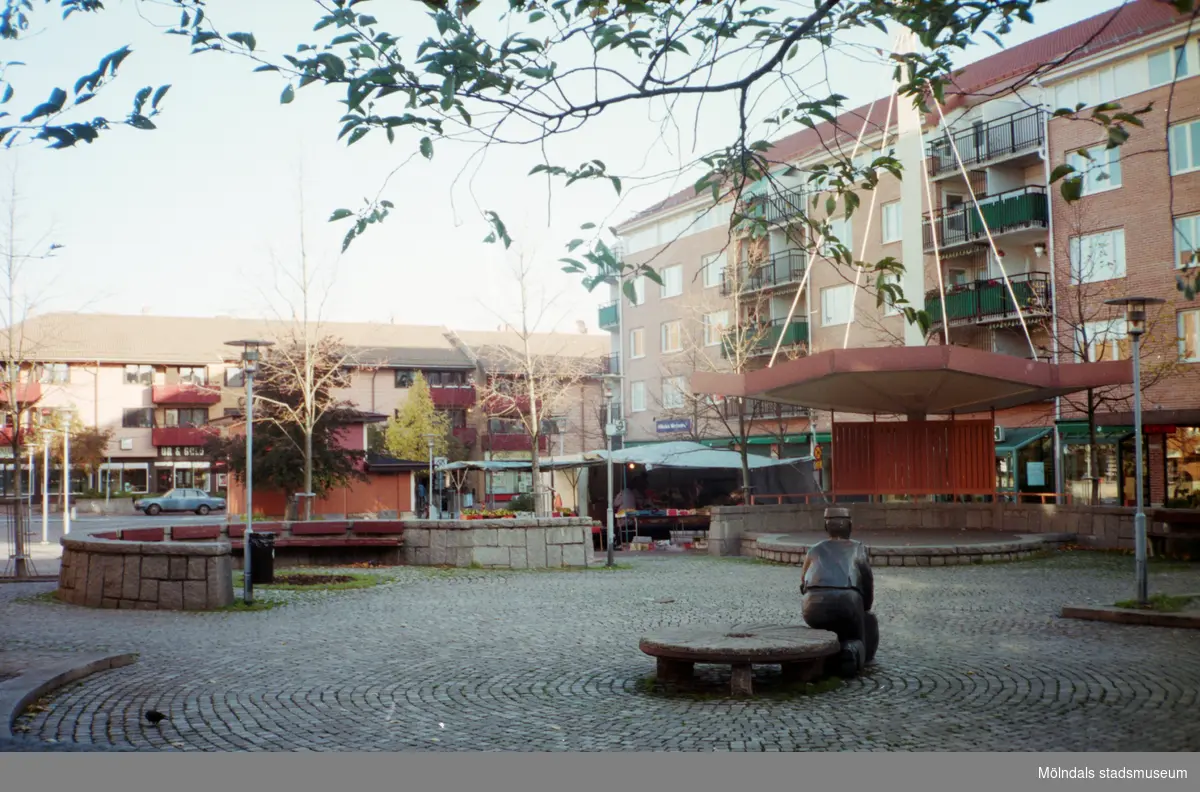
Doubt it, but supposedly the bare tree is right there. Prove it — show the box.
[1053,201,1182,505]
[0,171,64,577]
[474,255,604,517]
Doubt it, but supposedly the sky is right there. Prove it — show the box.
[3,0,1128,334]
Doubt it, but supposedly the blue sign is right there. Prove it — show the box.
[656,419,692,434]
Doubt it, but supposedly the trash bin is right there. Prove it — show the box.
[247,531,275,584]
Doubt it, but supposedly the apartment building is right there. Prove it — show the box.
[0,313,608,500]
[602,0,1200,506]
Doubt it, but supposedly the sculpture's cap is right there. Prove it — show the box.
[824,507,851,520]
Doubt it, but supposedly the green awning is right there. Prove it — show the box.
[700,433,831,448]
[994,426,1051,454]
[1055,421,1133,445]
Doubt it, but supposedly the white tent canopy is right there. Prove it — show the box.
[436,442,812,473]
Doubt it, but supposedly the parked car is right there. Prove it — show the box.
[135,488,227,516]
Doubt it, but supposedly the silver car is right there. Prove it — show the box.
[135,488,227,516]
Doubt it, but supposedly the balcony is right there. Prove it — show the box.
[152,426,216,447]
[430,385,476,409]
[0,426,27,446]
[483,432,549,453]
[452,426,478,447]
[741,187,811,226]
[725,398,811,421]
[601,354,620,375]
[924,272,1052,329]
[922,185,1048,253]
[152,383,222,405]
[722,317,809,359]
[721,249,807,296]
[481,393,542,416]
[598,301,619,330]
[0,382,41,404]
[927,108,1046,179]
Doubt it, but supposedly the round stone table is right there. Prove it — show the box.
[639,623,840,696]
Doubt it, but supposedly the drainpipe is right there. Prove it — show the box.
[1034,79,1066,504]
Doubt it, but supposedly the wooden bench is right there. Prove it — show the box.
[1148,509,1200,556]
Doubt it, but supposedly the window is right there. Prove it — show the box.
[820,284,854,326]
[223,407,242,418]
[124,365,154,385]
[703,311,729,347]
[37,363,69,384]
[122,408,154,428]
[178,366,208,386]
[1149,45,1189,87]
[1067,145,1122,195]
[444,408,468,429]
[629,328,645,359]
[1169,119,1200,175]
[630,381,646,412]
[821,216,852,256]
[881,201,902,244]
[1069,229,1125,284]
[702,253,724,288]
[426,370,469,387]
[631,275,646,305]
[224,367,244,388]
[660,265,683,298]
[164,408,208,428]
[1078,319,1129,363]
[661,376,687,409]
[882,273,901,317]
[1179,309,1200,362]
[394,369,415,388]
[660,320,683,353]
[1175,214,1200,270]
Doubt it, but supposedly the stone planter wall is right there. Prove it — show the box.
[57,536,234,611]
[403,518,594,569]
[709,502,1138,557]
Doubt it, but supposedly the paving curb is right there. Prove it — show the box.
[1061,604,1200,630]
[754,532,1073,567]
[0,576,58,585]
[0,653,138,740]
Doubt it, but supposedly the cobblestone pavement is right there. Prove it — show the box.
[2,553,1200,752]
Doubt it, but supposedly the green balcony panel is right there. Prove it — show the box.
[598,302,619,329]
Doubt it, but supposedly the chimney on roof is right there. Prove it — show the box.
[575,320,587,334]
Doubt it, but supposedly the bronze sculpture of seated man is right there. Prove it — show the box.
[800,507,879,677]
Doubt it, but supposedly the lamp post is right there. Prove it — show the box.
[601,373,623,567]
[61,407,74,536]
[226,339,274,605]
[1104,297,1163,606]
[40,429,51,545]
[422,433,437,519]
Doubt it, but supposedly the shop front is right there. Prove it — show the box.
[994,426,1054,501]
[154,445,213,493]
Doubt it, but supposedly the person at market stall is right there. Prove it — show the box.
[614,483,641,512]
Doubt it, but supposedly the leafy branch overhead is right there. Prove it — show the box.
[14,0,1200,303]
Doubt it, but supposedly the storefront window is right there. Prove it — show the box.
[1166,427,1200,507]
[1062,443,1121,504]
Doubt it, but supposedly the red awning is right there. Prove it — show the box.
[691,346,1132,417]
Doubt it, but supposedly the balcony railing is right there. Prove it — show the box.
[601,353,620,375]
[430,385,476,408]
[483,432,549,453]
[152,383,222,405]
[926,108,1046,178]
[924,272,1052,328]
[151,426,215,447]
[0,382,41,404]
[724,398,811,421]
[741,187,812,226]
[721,249,807,296]
[722,317,809,359]
[598,301,619,330]
[452,426,478,447]
[481,393,542,416]
[922,185,1048,252]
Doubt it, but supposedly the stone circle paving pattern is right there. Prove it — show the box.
[3,552,1200,752]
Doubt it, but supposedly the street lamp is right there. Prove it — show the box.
[60,406,74,536]
[601,373,624,568]
[226,339,274,605]
[1104,296,1164,605]
[422,433,437,520]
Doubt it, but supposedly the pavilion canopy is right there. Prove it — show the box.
[437,442,811,473]
[691,346,1133,417]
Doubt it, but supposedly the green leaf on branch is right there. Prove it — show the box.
[482,211,512,249]
[228,32,257,51]
[420,136,433,159]
[281,85,296,104]
[329,209,353,222]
